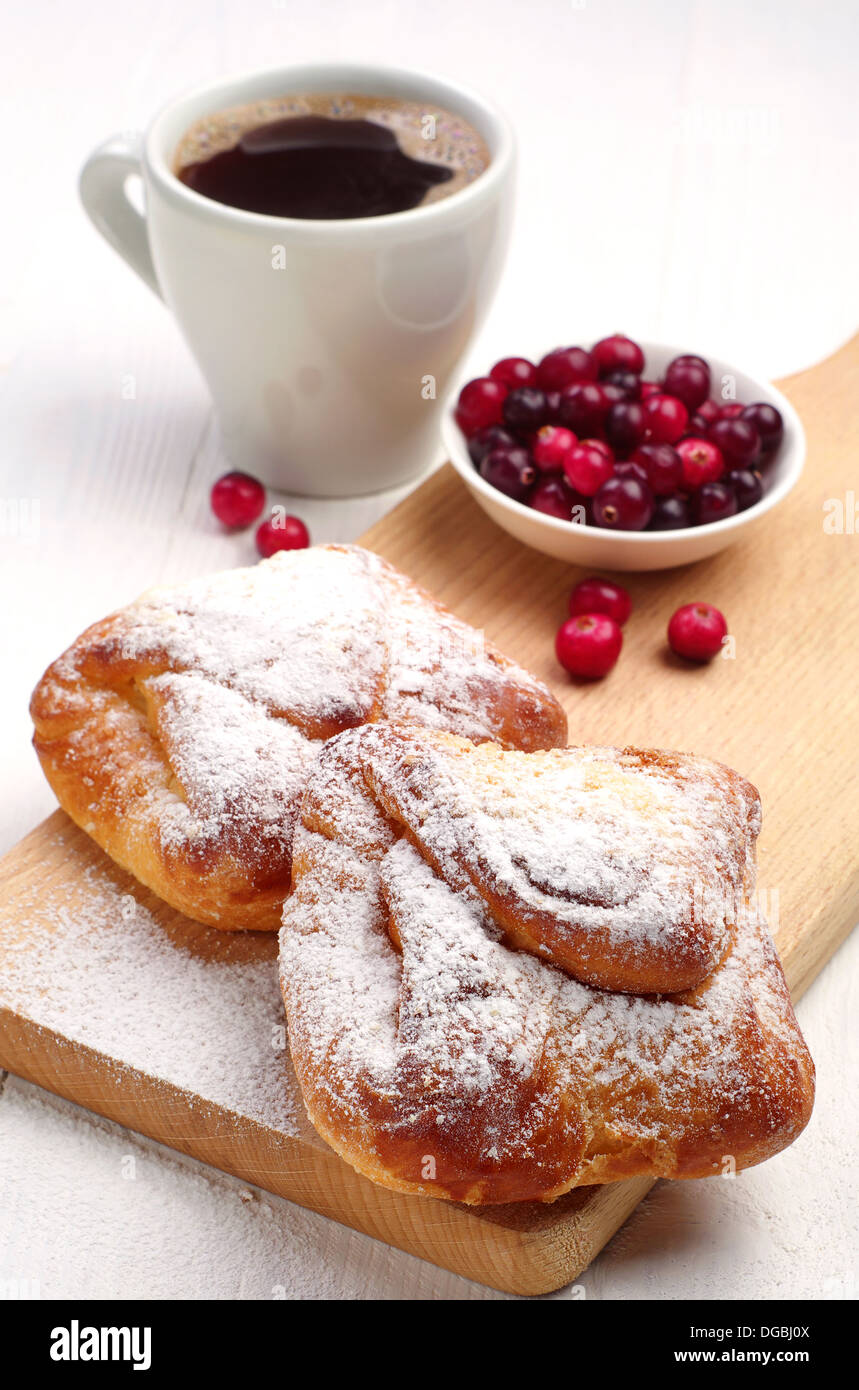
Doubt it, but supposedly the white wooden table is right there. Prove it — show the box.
[1,0,857,1300]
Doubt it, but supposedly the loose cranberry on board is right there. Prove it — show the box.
[555,613,623,679]
[667,602,728,661]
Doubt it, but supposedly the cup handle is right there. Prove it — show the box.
[79,133,162,298]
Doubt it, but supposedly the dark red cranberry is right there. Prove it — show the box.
[569,577,632,626]
[668,603,728,661]
[480,445,535,500]
[602,369,642,400]
[605,400,646,453]
[694,481,738,526]
[592,334,645,377]
[502,386,549,434]
[529,474,579,520]
[696,398,721,425]
[490,356,538,389]
[211,471,266,528]
[688,412,710,435]
[592,476,654,530]
[678,437,725,488]
[467,425,517,467]
[558,382,610,435]
[631,443,683,495]
[649,493,691,530]
[643,392,689,444]
[718,401,745,419]
[727,467,764,512]
[256,512,310,557]
[454,377,507,436]
[614,460,649,485]
[564,442,614,496]
[663,354,711,411]
[709,416,760,467]
[536,346,596,391]
[531,424,577,472]
[740,402,783,454]
[555,613,623,679]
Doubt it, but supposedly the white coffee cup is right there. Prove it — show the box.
[80,64,515,497]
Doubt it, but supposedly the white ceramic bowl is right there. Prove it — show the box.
[443,340,805,571]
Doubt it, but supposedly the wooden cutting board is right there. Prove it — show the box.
[0,333,856,1296]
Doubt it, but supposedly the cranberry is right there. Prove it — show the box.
[687,412,710,435]
[709,417,760,467]
[677,437,725,488]
[532,424,577,472]
[569,577,632,626]
[564,442,614,496]
[697,398,721,425]
[718,401,745,419]
[632,442,683,495]
[640,380,662,400]
[649,493,691,530]
[693,481,738,526]
[643,392,689,444]
[593,476,654,530]
[580,438,614,463]
[727,467,764,512]
[544,390,563,422]
[603,369,642,400]
[614,460,649,485]
[256,512,310,557]
[663,355,711,411]
[502,386,549,434]
[480,445,535,500]
[741,402,783,454]
[536,346,596,391]
[467,425,516,467]
[211,471,266,528]
[490,356,538,389]
[529,474,579,520]
[592,334,645,377]
[555,613,623,679]
[605,400,646,453]
[454,377,507,436]
[558,382,610,436]
[668,602,728,662]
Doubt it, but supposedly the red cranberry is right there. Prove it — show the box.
[663,355,711,411]
[614,460,649,485]
[632,443,683,495]
[555,613,623,679]
[530,474,579,520]
[718,401,745,420]
[558,382,610,435]
[668,602,728,661]
[693,481,738,526]
[640,380,662,400]
[580,438,614,463]
[603,369,642,400]
[564,442,614,496]
[502,386,549,434]
[543,390,563,422]
[569,577,632,626]
[697,398,721,425]
[455,377,507,436]
[480,445,535,500]
[256,512,310,557]
[709,417,760,467]
[490,356,537,389]
[678,437,725,488]
[467,425,516,466]
[605,400,646,453]
[643,393,689,444]
[211,471,266,528]
[592,334,645,377]
[532,424,577,472]
[593,476,654,530]
[649,493,691,530]
[536,346,596,391]
[740,402,783,454]
[727,467,764,512]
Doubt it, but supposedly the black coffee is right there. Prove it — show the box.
[174,94,490,220]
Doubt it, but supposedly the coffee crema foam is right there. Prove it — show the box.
[172,93,491,208]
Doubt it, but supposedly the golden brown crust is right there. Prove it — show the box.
[30,546,566,930]
[280,724,815,1204]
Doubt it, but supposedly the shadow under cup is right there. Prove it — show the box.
[142,66,516,497]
